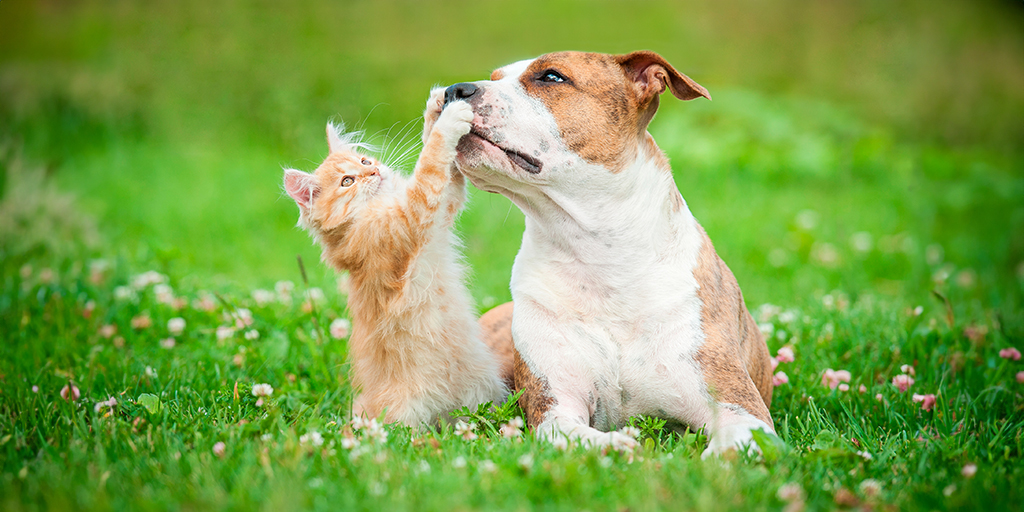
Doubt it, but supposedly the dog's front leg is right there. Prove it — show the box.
[512,331,638,452]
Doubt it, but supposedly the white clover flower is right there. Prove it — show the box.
[145,366,157,378]
[167,317,186,336]
[795,209,819,230]
[113,286,136,302]
[275,280,295,298]
[131,271,168,290]
[193,293,217,312]
[365,422,388,444]
[154,284,175,305]
[99,324,117,339]
[305,288,326,303]
[159,338,176,349]
[252,383,273,397]
[416,460,431,474]
[811,242,840,267]
[329,318,351,340]
[454,421,478,441]
[216,325,235,341]
[777,482,805,502]
[251,289,274,307]
[94,396,117,413]
[340,434,360,450]
[777,310,797,325]
[758,322,775,336]
[244,329,259,341]
[234,308,253,328]
[451,456,467,469]
[479,460,497,473]
[130,314,153,330]
[88,260,110,283]
[850,232,873,253]
[212,441,226,458]
[517,453,534,470]
[618,426,641,439]
[499,417,525,438]
[859,479,882,497]
[300,431,324,447]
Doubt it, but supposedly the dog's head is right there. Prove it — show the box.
[451,51,709,204]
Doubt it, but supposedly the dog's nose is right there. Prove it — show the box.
[444,83,479,105]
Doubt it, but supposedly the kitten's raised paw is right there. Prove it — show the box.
[434,100,474,141]
[422,87,447,140]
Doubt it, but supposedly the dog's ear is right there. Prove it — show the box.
[615,51,711,104]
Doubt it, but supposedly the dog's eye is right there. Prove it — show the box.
[341,176,355,187]
[361,157,372,166]
[539,70,566,83]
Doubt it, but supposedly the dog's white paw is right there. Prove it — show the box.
[434,100,474,142]
[576,429,639,452]
[701,424,762,460]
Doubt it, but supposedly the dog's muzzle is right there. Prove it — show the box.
[444,82,479,106]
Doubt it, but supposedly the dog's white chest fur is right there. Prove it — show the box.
[510,159,713,430]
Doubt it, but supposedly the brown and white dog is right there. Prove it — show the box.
[456,51,774,457]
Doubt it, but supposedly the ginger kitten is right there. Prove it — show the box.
[283,96,507,427]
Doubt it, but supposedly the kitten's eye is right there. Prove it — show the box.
[341,176,355,187]
[538,70,566,83]
[361,157,372,166]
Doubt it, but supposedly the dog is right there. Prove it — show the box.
[458,51,774,457]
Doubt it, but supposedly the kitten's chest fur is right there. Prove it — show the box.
[340,202,504,426]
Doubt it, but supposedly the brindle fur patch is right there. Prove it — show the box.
[478,301,516,389]
[692,223,774,426]
[514,349,557,428]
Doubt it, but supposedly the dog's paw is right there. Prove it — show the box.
[700,424,762,460]
[577,429,639,452]
[433,100,474,142]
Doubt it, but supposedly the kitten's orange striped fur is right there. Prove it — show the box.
[284,96,507,427]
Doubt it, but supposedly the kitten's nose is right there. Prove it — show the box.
[444,83,478,105]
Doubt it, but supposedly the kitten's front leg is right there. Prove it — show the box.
[430,100,473,162]
[406,100,473,226]
[421,87,446,146]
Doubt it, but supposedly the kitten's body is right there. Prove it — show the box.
[284,98,507,427]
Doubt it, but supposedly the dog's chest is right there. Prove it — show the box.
[513,217,710,427]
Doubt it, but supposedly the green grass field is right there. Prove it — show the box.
[2,1,1023,510]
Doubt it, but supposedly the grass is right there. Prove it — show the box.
[1,0,1023,510]
[1,258,1021,510]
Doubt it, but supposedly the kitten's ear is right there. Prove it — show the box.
[284,169,319,209]
[326,122,346,154]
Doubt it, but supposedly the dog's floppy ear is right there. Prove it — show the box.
[615,51,711,104]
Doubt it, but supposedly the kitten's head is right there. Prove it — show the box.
[284,122,399,237]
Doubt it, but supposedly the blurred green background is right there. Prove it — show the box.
[1,0,1022,310]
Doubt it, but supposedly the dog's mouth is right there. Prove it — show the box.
[469,128,542,174]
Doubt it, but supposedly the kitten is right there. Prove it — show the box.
[283,95,508,427]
